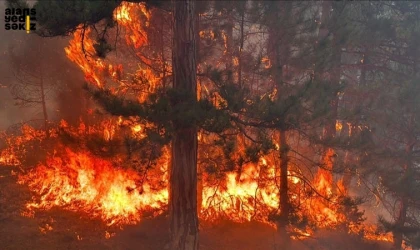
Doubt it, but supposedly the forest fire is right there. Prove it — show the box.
[0,153,19,166]
[1,1,419,250]
[1,0,365,235]
[201,157,279,222]
[19,148,168,226]
[2,119,392,244]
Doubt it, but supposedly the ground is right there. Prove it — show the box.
[0,165,391,250]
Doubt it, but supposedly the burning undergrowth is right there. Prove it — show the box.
[0,119,393,244]
[0,1,397,247]
[19,147,168,226]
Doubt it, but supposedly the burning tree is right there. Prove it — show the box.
[3,1,420,249]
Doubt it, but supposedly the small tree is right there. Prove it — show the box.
[8,35,62,132]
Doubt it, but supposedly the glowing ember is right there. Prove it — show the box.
[39,223,53,234]
[131,124,142,133]
[0,154,19,166]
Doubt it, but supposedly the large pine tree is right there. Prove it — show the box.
[169,0,199,249]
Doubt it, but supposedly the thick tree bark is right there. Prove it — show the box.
[267,1,292,243]
[170,130,199,250]
[169,1,199,250]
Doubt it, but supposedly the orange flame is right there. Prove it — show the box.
[202,158,279,222]
[0,2,399,245]
[19,148,168,226]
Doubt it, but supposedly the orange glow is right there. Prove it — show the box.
[0,1,398,245]
[0,124,54,166]
[19,148,168,226]
[261,56,271,69]
[336,120,343,132]
[361,225,393,242]
[0,154,19,166]
[201,158,279,222]
[131,124,142,133]
[1,119,396,243]
[65,27,106,87]
[113,2,149,48]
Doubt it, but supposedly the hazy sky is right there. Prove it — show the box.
[0,2,84,131]
[0,1,29,130]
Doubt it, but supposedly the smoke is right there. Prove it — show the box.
[0,2,22,131]
[0,2,87,131]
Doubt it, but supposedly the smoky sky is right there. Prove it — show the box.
[0,1,86,131]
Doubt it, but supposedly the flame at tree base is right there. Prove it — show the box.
[0,122,394,244]
[15,148,393,244]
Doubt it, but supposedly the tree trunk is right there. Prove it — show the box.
[225,6,234,77]
[195,9,203,216]
[170,130,199,250]
[160,16,167,89]
[38,43,49,136]
[197,165,203,216]
[40,74,48,133]
[316,1,341,192]
[267,1,292,243]
[319,1,340,141]
[169,1,199,249]
[393,137,414,249]
[237,10,244,88]
[359,48,369,86]
[278,130,290,246]
[393,197,408,249]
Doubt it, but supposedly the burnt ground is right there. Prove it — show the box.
[0,166,392,250]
